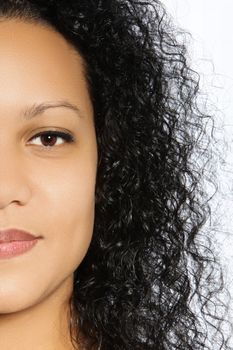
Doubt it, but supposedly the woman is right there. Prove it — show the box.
[0,1,230,349]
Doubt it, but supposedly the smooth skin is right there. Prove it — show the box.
[0,19,97,350]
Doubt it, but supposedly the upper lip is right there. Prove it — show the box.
[0,229,39,243]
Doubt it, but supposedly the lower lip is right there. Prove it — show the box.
[0,239,39,259]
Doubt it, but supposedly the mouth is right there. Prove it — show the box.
[0,228,42,259]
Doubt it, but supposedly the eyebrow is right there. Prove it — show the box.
[21,100,82,120]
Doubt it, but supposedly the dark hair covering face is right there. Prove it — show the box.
[0,1,231,349]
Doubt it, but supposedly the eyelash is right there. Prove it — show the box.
[28,130,75,148]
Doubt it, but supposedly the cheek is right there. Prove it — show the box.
[29,149,97,278]
[44,159,96,261]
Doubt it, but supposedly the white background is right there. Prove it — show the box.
[162,0,233,342]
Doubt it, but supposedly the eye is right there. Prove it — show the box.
[28,131,75,148]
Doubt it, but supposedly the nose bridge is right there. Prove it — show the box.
[0,144,31,208]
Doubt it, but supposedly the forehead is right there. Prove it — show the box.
[0,19,89,113]
[0,19,82,76]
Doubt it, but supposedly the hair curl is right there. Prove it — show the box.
[0,1,231,349]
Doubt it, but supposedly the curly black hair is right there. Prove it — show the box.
[1,1,231,349]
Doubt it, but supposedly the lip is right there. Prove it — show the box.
[0,228,42,259]
[0,228,39,242]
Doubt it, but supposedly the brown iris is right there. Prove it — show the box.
[40,134,57,147]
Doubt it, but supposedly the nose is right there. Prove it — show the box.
[0,150,31,209]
